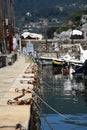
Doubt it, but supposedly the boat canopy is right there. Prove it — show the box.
[21,31,43,40]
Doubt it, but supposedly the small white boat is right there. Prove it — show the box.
[38,56,55,65]
[52,53,72,67]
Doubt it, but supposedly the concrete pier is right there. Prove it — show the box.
[0,54,38,130]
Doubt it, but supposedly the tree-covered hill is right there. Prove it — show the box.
[14,0,87,26]
[14,0,87,16]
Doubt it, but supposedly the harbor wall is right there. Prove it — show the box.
[22,39,87,53]
[0,54,41,130]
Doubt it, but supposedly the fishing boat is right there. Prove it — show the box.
[52,58,64,67]
[38,56,54,66]
[52,53,71,68]
[72,59,87,80]
[69,59,83,72]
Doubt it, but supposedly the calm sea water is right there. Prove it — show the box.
[39,65,87,130]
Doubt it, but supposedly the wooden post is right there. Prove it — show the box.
[0,0,6,53]
[7,0,15,52]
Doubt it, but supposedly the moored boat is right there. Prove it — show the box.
[72,59,87,80]
[52,59,64,67]
[38,56,54,66]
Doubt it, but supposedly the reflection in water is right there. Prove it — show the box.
[39,65,87,130]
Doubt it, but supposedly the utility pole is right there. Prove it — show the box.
[0,0,6,54]
[7,0,15,52]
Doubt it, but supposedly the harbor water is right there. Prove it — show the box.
[39,65,87,130]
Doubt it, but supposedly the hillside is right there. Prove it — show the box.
[14,0,87,28]
[14,0,87,16]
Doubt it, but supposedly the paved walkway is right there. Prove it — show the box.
[0,54,33,130]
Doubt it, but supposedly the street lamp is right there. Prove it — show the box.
[43,19,48,51]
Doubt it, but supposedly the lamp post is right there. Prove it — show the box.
[71,28,74,44]
[43,19,48,51]
[68,20,74,44]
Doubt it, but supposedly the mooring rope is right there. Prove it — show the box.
[33,99,54,130]
[0,123,26,130]
[28,88,87,126]
[28,88,68,119]
[42,80,52,87]
[0,125,15,128]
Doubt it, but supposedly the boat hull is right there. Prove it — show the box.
[52,60,63,68]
